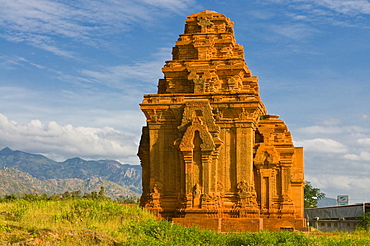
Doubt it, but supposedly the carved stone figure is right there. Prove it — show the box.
[138,10,305,232]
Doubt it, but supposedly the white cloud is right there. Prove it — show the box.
[294,138,347,153]
[79,47,171,91]
[262,0,370,29]
[295,125,368,135]
[359,151,370,160]
[343,153,361,160]
[0,0,85,57]
[0,0,195,57]
[0,55,46,70]
[247,0,370,45]
[141,0,195,13]
[358,138,370,145]
[249,10,277,20]
[296,125,342,135]
[297,121,370,201]
[319,118,342,126]
[0,113,139,164]
[0,83,146,138]
[307,174,352,190]
[306,174,370,202]
[0,86,39,105]
[344,151,370,161]
[269,23,320,41]
[273,0,370,16]
[313,0,370,15]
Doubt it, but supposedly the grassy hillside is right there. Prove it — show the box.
[1,195,370,245]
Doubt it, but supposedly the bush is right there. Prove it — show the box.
[357,212,370,230]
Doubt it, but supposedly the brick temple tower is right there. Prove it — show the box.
[138,10,305,232]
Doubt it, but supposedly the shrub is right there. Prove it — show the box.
[357,212,370,230]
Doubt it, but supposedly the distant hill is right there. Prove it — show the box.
[0,147,142,195]
[318,197,337,207]
[0,167,138,198]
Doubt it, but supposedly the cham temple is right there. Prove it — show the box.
[138,10,305,232]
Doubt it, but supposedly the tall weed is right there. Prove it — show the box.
[1,194,370,245]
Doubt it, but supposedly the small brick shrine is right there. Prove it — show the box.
[138,10,305,232]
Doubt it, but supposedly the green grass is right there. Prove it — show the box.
[1,195,370,245]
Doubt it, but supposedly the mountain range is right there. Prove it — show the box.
[0,147,142,198]
[0,147,337,207]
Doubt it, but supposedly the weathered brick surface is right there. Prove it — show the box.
[138,10,305,231]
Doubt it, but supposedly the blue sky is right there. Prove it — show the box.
[1,0,370,202]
